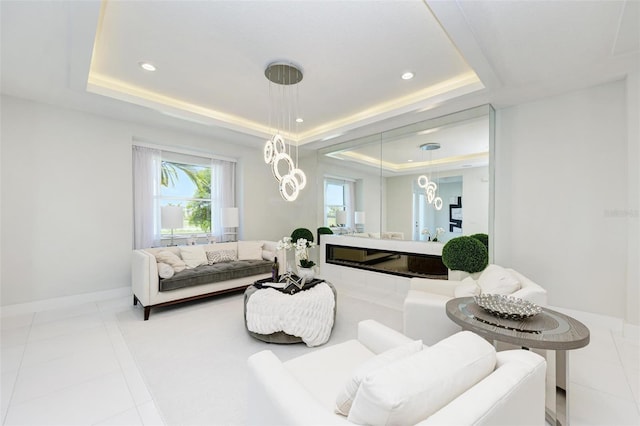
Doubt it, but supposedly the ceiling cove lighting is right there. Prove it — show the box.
[417,142,443,210]
[263,62,306,202]
[138,62,156,72]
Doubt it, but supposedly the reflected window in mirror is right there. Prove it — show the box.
[324,178,355,232]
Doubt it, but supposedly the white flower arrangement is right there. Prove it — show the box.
[277,236,316,268]
[421,227,445,241]
[276,236,293,251]
[433,227,445,242]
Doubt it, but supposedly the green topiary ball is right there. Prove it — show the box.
[442,236,488,273]
[317,227,333,243]
[291,228,314,244]
[469,233,489,251]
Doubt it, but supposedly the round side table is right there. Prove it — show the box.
[446,297,589,426]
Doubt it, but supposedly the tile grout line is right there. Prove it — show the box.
[2,313,35,426]
[109,308,166,425]
[611,330,640,416]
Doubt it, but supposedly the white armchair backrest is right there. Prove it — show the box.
[506,268,548,306]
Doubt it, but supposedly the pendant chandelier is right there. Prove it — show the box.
[263,62,306,202]
[417,142,443,210]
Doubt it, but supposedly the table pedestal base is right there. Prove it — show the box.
[545,350,569,426]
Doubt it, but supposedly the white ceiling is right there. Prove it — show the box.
[1,0,638,151]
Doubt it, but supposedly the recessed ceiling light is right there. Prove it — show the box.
[296,118,304,123]
[419,142,441,151]
[407,159,413,162]
[139,62,156,72]
[401,72,414,80]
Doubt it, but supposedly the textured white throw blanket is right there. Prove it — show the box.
[246,283,335,347]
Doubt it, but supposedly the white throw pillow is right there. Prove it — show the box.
[154,250,186,273]
[262,250,275,262]
[335,340,423,416]
[157,262,174,279]
[179,245,208,269]
[477,264,521,295]
[237,241,263,260]
[454,276,481,297]
[348,331,496,425]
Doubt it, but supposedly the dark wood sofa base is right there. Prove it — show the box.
[133,284,250,320]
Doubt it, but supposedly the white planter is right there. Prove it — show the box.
[297,267,315,283]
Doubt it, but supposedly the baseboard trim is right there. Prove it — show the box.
[1,287,131,317]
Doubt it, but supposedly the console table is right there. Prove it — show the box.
[445,297,590,426]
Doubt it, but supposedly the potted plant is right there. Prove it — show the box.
[441,236,488,280]
[294,237,316,282]
[276,235,317,283]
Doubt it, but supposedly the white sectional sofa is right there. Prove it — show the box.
[247,319,546,425]
[132,240,282,320]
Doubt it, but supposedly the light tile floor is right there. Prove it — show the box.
[1,297,163,425]
[1,294,639,425]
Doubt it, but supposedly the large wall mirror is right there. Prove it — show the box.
[316,104,494,249]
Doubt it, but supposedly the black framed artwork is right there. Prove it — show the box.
[449,196,462,232]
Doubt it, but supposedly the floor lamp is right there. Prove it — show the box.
[222,207,239,242]
[161,205,184,246]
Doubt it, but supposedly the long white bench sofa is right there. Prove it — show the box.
[132,240,282,320]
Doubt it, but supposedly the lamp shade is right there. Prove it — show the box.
[354,211,366,224]
[161,205,184,229]
[222,207,239,228]
[336,210,347,226]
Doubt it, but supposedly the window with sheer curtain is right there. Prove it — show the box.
[324,177,355,228]
[132,145,236,248]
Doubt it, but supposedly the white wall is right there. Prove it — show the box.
[626,71,639,327]
[494,79,634,322]
[0,95,298,306]
[461,166,489,236]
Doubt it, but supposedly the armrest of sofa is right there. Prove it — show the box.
[409,277,458,297]
[131,249,157,306]
[357,319,415,354]
[247,350,350,426]
[261,240,286,274]
[418,349,546,425]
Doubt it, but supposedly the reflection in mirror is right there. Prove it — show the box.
[317,105,492,244]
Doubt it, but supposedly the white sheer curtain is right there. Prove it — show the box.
[345,180,355,229]
[133,146,161,249]
[211,159,236,241]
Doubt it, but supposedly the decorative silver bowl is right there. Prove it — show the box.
[473,294,542,320]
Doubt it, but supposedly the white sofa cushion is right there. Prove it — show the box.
[179,245,208,268]
[335,340,423,416]
[238,241,263,260]
[454,276,481,297]
[154,250,187,273]
[348,331,496,425]
[157,262,174,279]
[477,264,521,295]
[284,339,376,413]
